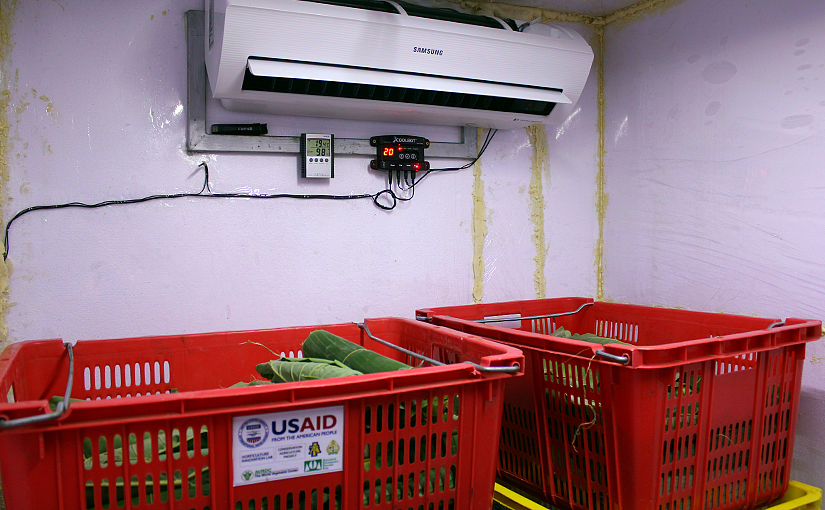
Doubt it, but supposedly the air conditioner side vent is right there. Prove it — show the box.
[242,68,557,116]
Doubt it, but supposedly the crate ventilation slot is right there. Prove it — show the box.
[84,360,172,398]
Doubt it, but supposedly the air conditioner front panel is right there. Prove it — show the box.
[215,3,591,90]
[206,0,594,127]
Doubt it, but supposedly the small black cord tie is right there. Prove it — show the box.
[197,161,212,193]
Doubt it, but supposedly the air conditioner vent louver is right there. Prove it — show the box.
[242,68,557,116]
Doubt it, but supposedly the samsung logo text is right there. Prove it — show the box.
[413,47,443,56]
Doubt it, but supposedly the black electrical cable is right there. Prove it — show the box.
[386,128,497,202]
[2,163,391,260]
[430,128,498,173]
[3,130,498,260]
[389,128,497,199]
[411,128,498,187]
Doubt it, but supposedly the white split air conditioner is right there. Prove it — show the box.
[205,0,594,129]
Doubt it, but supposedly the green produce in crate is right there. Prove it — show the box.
[84,470,203,508]
[48,395,84,411]
[49,396,204,468]
[256,357,364,382]
[551,326,631,346]
[48,389,180,412]
[34,416,211,508]
[302,329,412,373]
[229,380,274,388]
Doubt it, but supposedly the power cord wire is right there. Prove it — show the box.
[386,128,497,206]
[3,129,498,261]
[2,163,383,260]
[411,128,498,187]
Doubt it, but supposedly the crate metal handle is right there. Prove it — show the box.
[595,349,629,365]
[357,323,519,374]
[417,301,595,323]
[0,342,75,429]
[474,301,594,324]
[589,319,788,367]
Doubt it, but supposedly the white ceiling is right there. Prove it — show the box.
[490,0,643,17]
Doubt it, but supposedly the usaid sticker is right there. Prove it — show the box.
[232,405,344,486]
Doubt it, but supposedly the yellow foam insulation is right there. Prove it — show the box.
[594,26,607,301]
[602,0,687,29]
[0,0,17,350]
[526,124,548,299]
[38,92,56,121]
[458,1,598,26]
[471,128,486,304]
[460,0,684,28]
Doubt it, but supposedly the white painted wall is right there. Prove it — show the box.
[2,1,599,343]
[603,0,825,487]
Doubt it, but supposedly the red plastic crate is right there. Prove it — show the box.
[416,298,822,510]
[0,318,523,510]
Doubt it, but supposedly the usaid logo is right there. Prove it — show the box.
[272,414,338,435]
[238,418,269,448]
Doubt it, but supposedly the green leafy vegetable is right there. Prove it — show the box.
[256,357,363,383]
[302,330,412,373]
[551,327,631,346]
